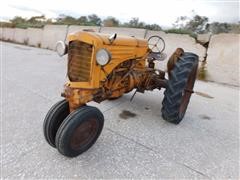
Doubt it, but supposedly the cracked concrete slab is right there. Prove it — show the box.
[206,33,240,86]
[1,42,239,179]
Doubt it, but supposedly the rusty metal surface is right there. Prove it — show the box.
[65,54,168,111]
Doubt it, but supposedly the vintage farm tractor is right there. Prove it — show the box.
[43,31,198,157]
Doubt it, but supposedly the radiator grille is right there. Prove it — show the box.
[68,41,92,82]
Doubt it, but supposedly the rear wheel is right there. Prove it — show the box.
[161,52,198,124]
[43,100,69,147]
[55,105,104,157]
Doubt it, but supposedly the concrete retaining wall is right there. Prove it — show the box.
[2,28,15,41]
[100,27,146,38]
[197,34,211,44]
[26,28,43,47]
[41,25,68,50]
[13,28,27,44]
[206,33,240,86]
[0,27,3,40]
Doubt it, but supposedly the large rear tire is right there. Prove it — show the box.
[161,52,198,124]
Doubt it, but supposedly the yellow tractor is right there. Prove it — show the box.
[43,31,198,157]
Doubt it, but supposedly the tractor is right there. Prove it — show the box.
[43,31,198,157]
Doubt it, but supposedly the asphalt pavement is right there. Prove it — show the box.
[1,42,239,179]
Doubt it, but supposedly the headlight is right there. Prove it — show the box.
[55,41,68,56]
[96,49,111,66]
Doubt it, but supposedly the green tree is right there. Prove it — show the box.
[103,16,119,27]
[206,22,231,34]
[87,14,102,26]
[123,18,145,28]
[185,15,209,33]
[77,16,88,25]
[10,16,26,25]
[128,17,140,27]
[144,24,162,31]
[173,14,208,34]
[56,14,77,25]
[229,22,240,33]
[28,15,46,24]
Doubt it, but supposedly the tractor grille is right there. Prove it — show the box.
[68,41,93,82]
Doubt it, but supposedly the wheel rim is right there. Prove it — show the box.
[70,118,98,150]
[179,64,198,117]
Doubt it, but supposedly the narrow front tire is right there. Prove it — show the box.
[55,106,104,157]
[43,100,70,147]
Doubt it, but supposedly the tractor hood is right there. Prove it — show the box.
[67,31,148,47]
[66,31,149,89]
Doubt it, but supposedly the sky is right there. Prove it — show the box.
[0,0,239,28]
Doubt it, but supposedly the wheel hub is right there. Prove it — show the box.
[70,118,98,150]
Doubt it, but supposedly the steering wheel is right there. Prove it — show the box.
[148,35,165,54]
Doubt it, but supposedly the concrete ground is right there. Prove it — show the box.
[1,42,239,179]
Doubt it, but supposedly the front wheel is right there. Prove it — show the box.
[55,105,104,157]
[161,52,198,124]
[43,99,70,147]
